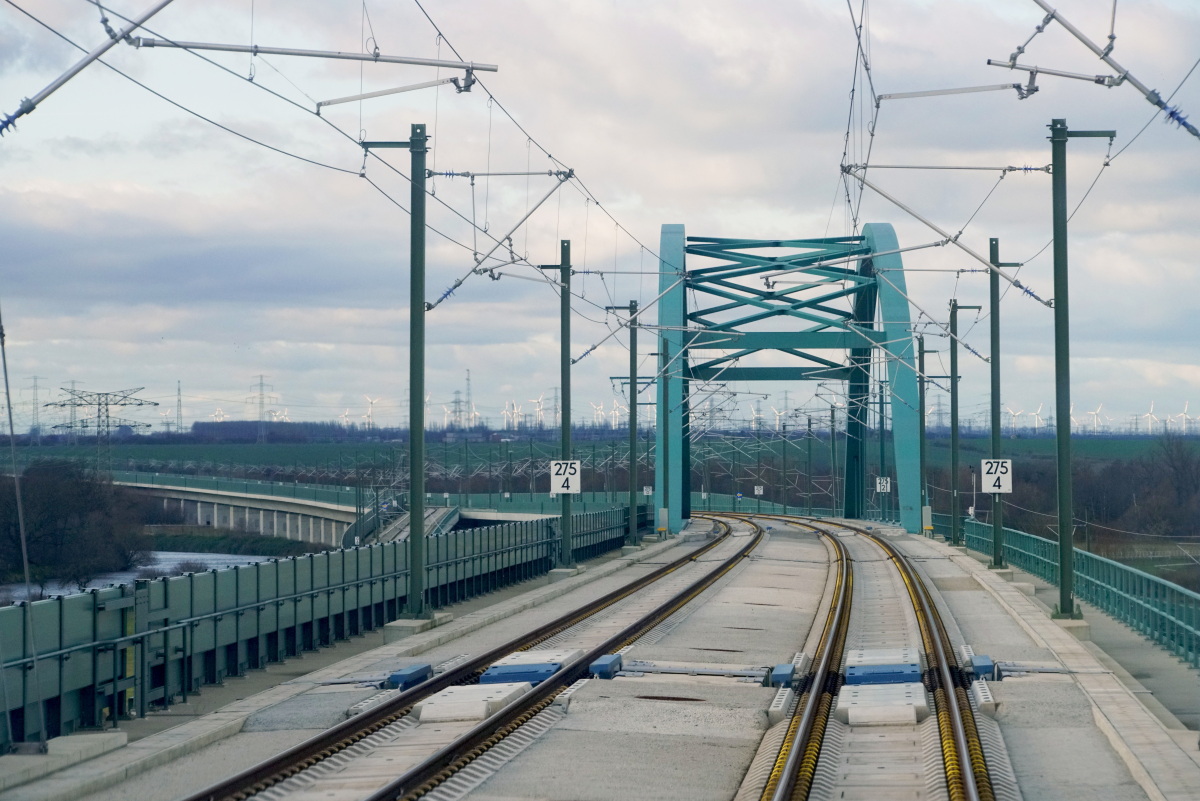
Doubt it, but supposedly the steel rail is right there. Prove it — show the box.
[366,515,763,801]
[744,515,993,801]
[183,521,733,801]
[760,519,852,801]
[863,529,993,801]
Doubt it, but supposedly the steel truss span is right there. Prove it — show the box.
[654,224,922,536]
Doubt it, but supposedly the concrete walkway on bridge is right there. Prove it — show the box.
[1,523,1196,801]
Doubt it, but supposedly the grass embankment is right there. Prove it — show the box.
[143,526,326,557]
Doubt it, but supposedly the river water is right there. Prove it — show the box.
[1,551,271,602]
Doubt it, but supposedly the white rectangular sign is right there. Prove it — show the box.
[753,485,764,496]
[876,476,891,493]
[549,460,581,494]
[981,459,1013,493]
[643,486,653,497]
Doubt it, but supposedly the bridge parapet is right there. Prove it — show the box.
[117,473,358,547]
[0,505,638,748]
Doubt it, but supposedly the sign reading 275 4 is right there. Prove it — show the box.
[981,459,1013,494]
[550,460,582,494]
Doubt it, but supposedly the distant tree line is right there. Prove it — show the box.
[932,435,1200,541]
[0,460,182,593]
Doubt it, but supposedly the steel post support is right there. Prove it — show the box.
[407,126,428,615]
[557,241,574,567]
[830,406,838,513]
[948,300,980,544]
[628,301,639,544]
[844,262,875,519]
[950,299,960,544]
[989,239,1007,568]
[806,417,813,516]
[781,423,788,512]
[756,430,762,513]
[1049,119,1115,616]
[919,335,927,522]
[363,124,427,616]
[879,379,887,520]
[1051,118,1076,615]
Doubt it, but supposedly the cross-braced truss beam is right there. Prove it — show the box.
[655,224,921,533]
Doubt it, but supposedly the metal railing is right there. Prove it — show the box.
[689,493,838,518]
[0,505,641,746]
[113,471,362,507]
[937,514,1200,668]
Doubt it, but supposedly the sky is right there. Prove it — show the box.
[1,0,1198,437]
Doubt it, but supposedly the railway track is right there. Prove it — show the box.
[745,514,996,801]
[184,514,763,801]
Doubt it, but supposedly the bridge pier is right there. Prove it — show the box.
[129,485,356,546]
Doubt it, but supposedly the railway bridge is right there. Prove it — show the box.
[1,224,1197,800]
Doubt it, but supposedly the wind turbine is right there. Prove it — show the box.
[1179,401,1194,434]
[363,395,380,430]
[750,401,765,432]
[1004,407,1023,436]
[590,401,605,426]
[610,402,624,429]
[1087,404,1103,434]
[1030,403,1045,435]
[1167,401,1190,433]
[770,406,788,432]
[1141,401,1159,436]
[529,393,546,428]
[210,408,226,423]
[339,409,351,426]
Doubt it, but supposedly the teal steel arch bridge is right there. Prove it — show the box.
[653,222,922,534]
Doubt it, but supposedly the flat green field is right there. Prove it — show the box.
[24,434,1171,473]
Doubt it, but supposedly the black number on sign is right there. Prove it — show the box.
[984,460,1010,475]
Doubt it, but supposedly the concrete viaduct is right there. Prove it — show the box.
[120,479,357,549]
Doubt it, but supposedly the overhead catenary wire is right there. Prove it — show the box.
[1003,0,1200,141]
[0,0,179,134]
[18,0,913,425]
[48,1,663,323]
[872,272,989,364]
[409,0,662,261]
[3,0,357,175]
[14,0,1187,430]
[1111,53,1200,161]
[844,167,1050,307]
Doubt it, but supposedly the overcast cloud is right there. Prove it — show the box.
[1,0,1198,434]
